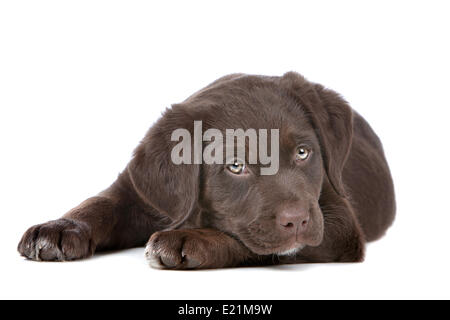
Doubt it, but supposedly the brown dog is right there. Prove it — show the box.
[18,72,395,269]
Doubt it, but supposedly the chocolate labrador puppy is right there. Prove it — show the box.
[18,72,395,269]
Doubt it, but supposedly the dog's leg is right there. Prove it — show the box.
[18,172,160,261]
[145,228,262,269]
[144,194,365,269]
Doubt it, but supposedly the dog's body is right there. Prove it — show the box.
[18,72,395,269]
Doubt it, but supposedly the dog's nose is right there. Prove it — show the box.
[277,209,310,233]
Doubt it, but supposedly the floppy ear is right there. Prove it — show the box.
[281,72,353,197]
[127,106,200,228]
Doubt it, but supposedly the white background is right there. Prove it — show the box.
[1,0,449,299]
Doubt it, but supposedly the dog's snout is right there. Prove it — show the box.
[277,209,310,233]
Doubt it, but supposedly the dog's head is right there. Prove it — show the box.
[128,72,353,255]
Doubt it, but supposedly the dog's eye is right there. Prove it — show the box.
[296,147,310,161]
[227,161,246,174]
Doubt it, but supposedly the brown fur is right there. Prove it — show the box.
[18,72,395,269]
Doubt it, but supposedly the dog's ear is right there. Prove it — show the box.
[127,106,200,228]
[281,72,353,197]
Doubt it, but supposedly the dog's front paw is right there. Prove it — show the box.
[145,229,219,270]
[18,219,95,261]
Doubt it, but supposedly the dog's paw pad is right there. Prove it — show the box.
[145,231,204,270]
[18,219,95,262]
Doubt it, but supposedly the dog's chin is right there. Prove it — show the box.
[242,238,307,256]
[276,244,306,256]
